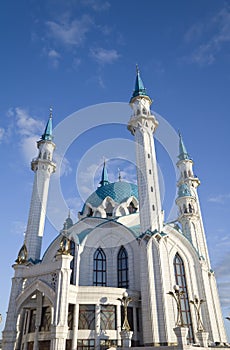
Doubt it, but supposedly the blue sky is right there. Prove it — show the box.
[1,0,230,339]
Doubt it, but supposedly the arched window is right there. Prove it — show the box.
[174,254,194,343]
[70,240,75,285]
[183,204,187,213]
[128,201,137,214]
[105,202,113,217]
[93,248,106,286]
[117,246,129,288]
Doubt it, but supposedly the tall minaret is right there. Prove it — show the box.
[175,133,210,266]
[128,67,163,233]
[23,109,56,262]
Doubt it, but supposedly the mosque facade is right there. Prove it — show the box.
[2,70,228,350]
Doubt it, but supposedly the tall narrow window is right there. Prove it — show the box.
[100,305,116,330]
[93,248,106,286]
[118,246,129,288]
[28,309,36,333]
[78,305,95,330]
[70,240,75,285]
[39,306,51,332]
[174,254,194,343]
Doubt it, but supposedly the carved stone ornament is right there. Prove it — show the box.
[15,243,28,264]
[57,236,71,255]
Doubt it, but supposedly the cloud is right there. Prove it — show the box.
[82,0,110,12]
[90,47,120,64]
[47,49,61,68]
[46,15,93,47]
[15,107,44,137]
[217,281,230,308]
[184,5,230,65]
[208,193,230,204]
[0,127,5,142]
[53,153,72,177]
[214,253,230,308]
[5,107,44,163]
[215,253,230,277]
[10,220,27,236]
[5,107,73,177]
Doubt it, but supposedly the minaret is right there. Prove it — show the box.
[23,108,56,262]
[176,133,210,266]
[128,67,163,233]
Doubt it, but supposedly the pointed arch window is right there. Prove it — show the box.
[173,254,194,343]
[93,248,106,286]
[118,246,129,288]
[128,201,137,214]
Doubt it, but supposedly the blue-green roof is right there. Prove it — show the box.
[130,66,149,102]
[83,181,138,209]
[178,183,191,197]
[178,133,191,161]
[42,116,53,141]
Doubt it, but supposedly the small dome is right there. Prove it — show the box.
[178,183,191,197]
[83,181,138,209]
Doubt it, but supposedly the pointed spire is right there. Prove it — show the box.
[118,168,121,182]
[41,107,53,141]
[178,131,191,161]
[130,65,149,101]
[63,209,73,230]
[99,160,110,186]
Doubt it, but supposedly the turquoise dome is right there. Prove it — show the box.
[84,181,138,208]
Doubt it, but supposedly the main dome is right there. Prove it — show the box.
[78,162,139,219]
[85,181,138,208]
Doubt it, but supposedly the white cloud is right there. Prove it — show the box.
[208,193,230,204]
[46,15,93,46]
[213,253,230,308]
[184,5,230,65]
[10,220,26,236]
[90,47,120,64]
[73,57,82,70]
[21,135,40,164]
[53,153,72,177]
[48,49,60,58]
[5,107,44,163]
[0,127,5,142]
[83,0,110,12]
[78,162,100,192]
[41,47,61,69]
[5,107,74,177]
[15,107,44,137]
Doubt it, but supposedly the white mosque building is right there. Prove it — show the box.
[2,69,228,350]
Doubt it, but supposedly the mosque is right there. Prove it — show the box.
[2,69,228,350]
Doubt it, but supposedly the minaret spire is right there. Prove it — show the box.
[23,108,56,262]
[178,131,190,160]
[99,160,110,186]
[130,65,150,101]
[42,107,53,141]
[128,67,163,233]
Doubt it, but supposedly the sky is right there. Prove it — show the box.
[0,0,230,340]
